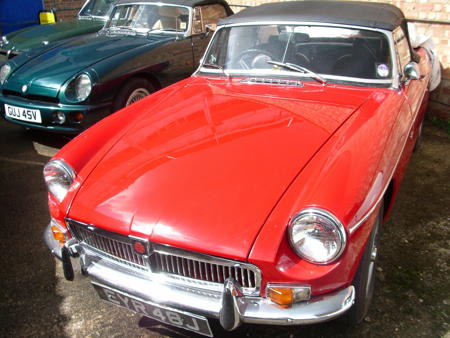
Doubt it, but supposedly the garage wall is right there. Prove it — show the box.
[43,0,84,21]
[45,0,449,119]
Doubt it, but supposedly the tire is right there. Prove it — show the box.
[342,203,383,325]
[113,78,154,111]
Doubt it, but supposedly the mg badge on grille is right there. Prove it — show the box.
[133,241,146,255]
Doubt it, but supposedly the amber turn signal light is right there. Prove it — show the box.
[267,287,294,307]
[267,285,311,308]
[50,219,68,246]
[70,111,85,122]
[51,225,66,246]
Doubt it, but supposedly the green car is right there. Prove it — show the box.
[0,0,232,133]
[0,0,116,64]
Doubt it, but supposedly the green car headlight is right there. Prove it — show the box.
[0,64,11,85]
[0,35,7,47]
[65,73,92,102]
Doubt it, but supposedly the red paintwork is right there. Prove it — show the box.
[50,48,431,297]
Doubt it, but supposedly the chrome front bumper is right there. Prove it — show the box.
[44,223,355,329]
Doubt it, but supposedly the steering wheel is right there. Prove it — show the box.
[236,49,277,70]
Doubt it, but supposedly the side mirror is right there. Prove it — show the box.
[205,24,217,32]
[199,24,216,39]
[404,62,420,80]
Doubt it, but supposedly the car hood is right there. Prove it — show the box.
[5,33,175,97]
[69,77,373,260]
[3,18,105,52]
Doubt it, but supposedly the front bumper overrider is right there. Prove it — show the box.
[44,223,355,330]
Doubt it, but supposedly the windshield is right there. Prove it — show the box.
[79,0,115,17]
[104,4,190,34]
[201,25,392,82]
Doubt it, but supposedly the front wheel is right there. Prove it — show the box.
[113,78,154,111]
[342,203,383,325]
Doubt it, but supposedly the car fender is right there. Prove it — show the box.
[248,87,415,295]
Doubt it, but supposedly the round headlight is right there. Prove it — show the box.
[43,159,76,202]
[0,64,11,85]
[288,208,346,264]
[0,35,7,47]
[65,73,92,102]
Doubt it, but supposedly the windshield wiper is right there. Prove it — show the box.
[266,60,327,84]
[104,26,136,35]
[202,63,231,79]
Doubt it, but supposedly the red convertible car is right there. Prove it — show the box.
[44,1,431,335]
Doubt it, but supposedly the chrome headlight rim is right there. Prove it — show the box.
[0,63,12,85]
[43,159,76,203]
[288,208,347,265]
[64,72,92,103]
[0,35,7,47]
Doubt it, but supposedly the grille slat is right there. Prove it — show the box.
[193,260,198,279]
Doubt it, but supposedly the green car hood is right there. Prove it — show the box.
[3,18,105,52]
[5,33,176,98]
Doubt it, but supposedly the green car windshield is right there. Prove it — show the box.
[79,0,115,18]
[104,4,190,34]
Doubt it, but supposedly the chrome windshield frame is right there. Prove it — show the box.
[102,2,193,37]
[196,21,398,88]
[77,0,114,20]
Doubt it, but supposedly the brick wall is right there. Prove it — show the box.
[43,0,84,21]
[45,0,450,119]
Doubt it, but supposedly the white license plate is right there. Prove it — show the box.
[93,283,213,337]
[5,104,42,123]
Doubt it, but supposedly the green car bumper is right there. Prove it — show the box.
[0,93,111,134]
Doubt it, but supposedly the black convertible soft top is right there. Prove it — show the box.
[116,0,233,14]
[220,1,405,31]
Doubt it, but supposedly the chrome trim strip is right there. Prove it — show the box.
[348,198,383,234]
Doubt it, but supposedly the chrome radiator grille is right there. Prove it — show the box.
[67,219,146,270]
[150,251,257,289]
[66,219,261,295]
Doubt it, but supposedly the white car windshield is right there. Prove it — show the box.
[104,4,190,34]
[201,24,392,82]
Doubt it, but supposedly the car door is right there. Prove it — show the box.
[190,4,228,68]
[393,27,429,156]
